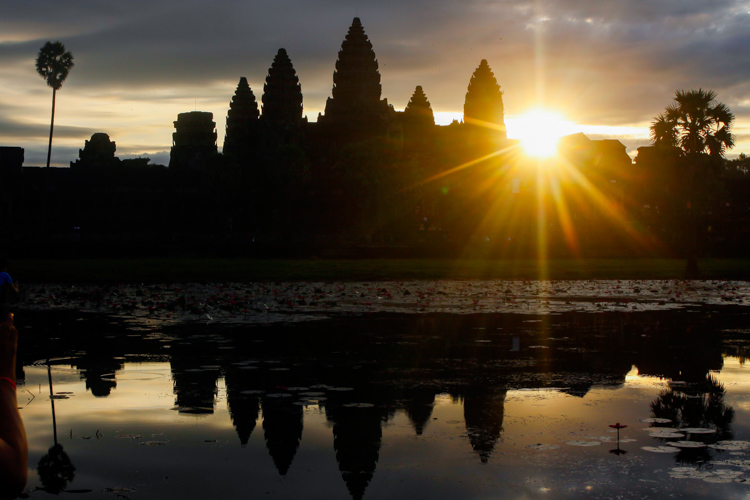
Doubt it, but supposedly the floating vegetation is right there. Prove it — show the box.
[649,431,685,439]
[588,436,617,442]
[681,427,717,434]
[669,467,746,483]
[342,403,375,408]
[642,446,680,453]
[115,434,142,440]
[711,441,750,451]
[526,444,561,451]
[565,440,601,447]
[667,441,707,448]
[19,280,750,327]
[640,418,672,424]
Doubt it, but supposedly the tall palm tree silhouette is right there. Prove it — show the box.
[35,41,74,169]
[650,89,734,276]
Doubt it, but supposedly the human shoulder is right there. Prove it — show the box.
[0,273,11,285]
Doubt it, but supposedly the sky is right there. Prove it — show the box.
[2,0,750,167]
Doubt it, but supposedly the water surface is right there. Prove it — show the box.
[13,282,750,499]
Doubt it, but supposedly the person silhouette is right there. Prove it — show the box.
[0,313,27,496]
[0,259,19,318]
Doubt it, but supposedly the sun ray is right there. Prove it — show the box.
[404,111,665,274]
[411,143,520,188]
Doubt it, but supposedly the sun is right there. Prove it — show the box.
[508,109,575,158]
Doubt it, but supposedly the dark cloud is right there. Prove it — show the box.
[0,115,94,141]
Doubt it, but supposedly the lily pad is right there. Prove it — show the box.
[565,440,601,447]
[649,432,685,439]
[667,441,707,448]
[642,446,680,453]
[703,477,735,483]
[527,443,561,451]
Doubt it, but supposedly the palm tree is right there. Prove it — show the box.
[36,41,74,169]
[650,89,734,276]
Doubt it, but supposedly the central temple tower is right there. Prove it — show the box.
[319,18,393,137]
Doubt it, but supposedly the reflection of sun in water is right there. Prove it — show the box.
[509,109,576,158]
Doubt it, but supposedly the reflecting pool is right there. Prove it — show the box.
[11,283,750,499]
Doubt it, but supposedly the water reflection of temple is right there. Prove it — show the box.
[224,363,261,446]
[325,401,389,500]
[402,387,436,436]
[170,339,222,415]
[262,394,304,476]
[457,388,508,463]
[21,306,744,499]
[71,352,123,397]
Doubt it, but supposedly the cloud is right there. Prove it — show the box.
[4,0,750,163]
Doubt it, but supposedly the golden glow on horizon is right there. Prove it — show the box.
[509,109,575,158]
[411,108,662,277]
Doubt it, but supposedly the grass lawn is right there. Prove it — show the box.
[10,258,750,283]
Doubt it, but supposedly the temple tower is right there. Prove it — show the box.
[70,132,119,169]
[403,86,434,128]
[169,111,218,170]
[223,77,260,165]
[262,49,303,127]
[319,17,393,135]
[464,59,506,138]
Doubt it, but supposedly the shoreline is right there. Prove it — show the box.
[10,257,750,283]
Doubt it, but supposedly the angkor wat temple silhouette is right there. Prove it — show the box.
[2,18,749,257]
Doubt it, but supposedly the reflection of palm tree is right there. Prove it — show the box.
[38,362,75,493]
[37,444,75,494]
[650,374,734,435]
[650,373,734,465]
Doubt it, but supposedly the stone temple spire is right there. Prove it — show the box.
[262,48,303,126]
[321,17,390,127]
[464,59,506,138]
[223,77,260,163]
[403,85,434,127]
